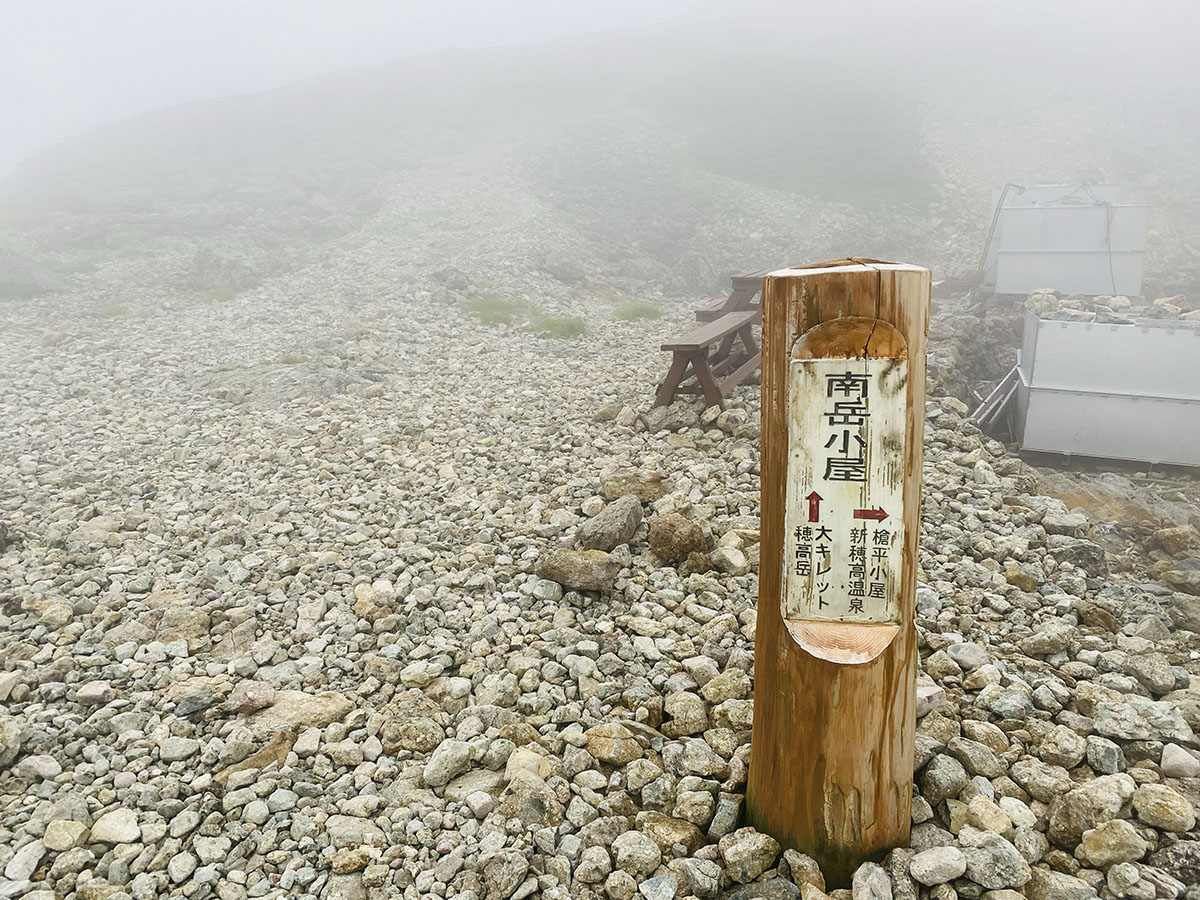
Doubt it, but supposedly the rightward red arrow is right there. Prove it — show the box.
[806,491,822,522]
[853,507,889,521]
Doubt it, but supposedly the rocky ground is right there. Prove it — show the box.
[3,104,1200,900]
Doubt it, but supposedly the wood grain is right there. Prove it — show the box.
[747,261,930,887]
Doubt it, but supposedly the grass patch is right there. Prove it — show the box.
[464,293,526,325]
[193,286,237,304]
[529,315,587,339]
[614,300,662,321]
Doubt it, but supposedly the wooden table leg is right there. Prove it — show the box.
[692,351,725,409]
[654,352,692,407]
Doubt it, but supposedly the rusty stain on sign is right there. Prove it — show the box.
[783,356,907,626]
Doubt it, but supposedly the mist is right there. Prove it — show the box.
[2,2,1200,898]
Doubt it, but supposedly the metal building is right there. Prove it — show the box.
[980,183,1148,296]
[980,312,1200,466]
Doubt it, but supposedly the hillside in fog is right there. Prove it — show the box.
[3,19,1198,299]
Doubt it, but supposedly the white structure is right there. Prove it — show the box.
[1015,312,1200,466]
[982,183,1147,296]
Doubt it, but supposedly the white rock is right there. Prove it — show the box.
[1160,743,1200,778]
[91,808,141,844]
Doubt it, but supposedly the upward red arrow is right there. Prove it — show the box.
[853,507,889,522]
[806,491,822,522]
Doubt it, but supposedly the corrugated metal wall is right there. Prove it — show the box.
[1016,313,1200,465]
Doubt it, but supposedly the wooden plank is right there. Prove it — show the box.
[746,261,930,888]
[720,351,762,392]
[660,310,758,351]
[695,297,728,322]
[732,269,771,288]
[698,281,764,321]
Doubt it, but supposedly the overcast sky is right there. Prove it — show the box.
[1,0,691,174]
[5,0,1199,178]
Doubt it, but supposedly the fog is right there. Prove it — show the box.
[2,0,693,174]
[2,3,1200,897]
[7,0,1200,174]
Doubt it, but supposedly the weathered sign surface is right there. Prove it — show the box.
[783,357,907,625]
[748,260,930,888]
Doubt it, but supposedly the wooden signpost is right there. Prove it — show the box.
[747,259,930,887]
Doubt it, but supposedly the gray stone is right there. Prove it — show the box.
[1047,774,1136,849]
[1038,726,1087,770]
[611,830,661,877]
[852,862,892,900]
[1019,623,1074,657]
[961,828,1032,890]
[577,846,612,883]
[13,754,62,780]
[1025,867,1098,900]
[159,736,200,762]
[782,849,825,890]
[90,808,141,844]
[579,494,643,551]
[947,643,991,671]
[1077,820,1148,867]
[1132,783,1196,831]
[922,754,969,804]
[1160,743,1200,778]
[423,739,473,787]
[639,874,679,900]
[727,880,802,900]
[77,680,115,705]
[168,851,198,884]
[536,548,621,592]
[910,847,966,886]
[480,850,529,899]
[1086,737,1125,775]
[671,857,722,899]
[948,737,1006,777]
[711,546,750,576]
[3,840,46,882]
[495,770,565,827]
[709,792,743,838]
[719,828,781,883]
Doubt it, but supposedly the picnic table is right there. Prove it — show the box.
[653,270,768,409]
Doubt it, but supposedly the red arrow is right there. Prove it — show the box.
[853,507,889,521]
[806,491,822,522]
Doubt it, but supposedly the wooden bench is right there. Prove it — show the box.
[654,310,760,409]
[695,269,769,321]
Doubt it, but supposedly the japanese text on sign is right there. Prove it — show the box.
[784,356,907,625]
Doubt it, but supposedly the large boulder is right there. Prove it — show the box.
[1165,560,1200,596]
[578,495,643,551]
[1045,535,1108,578]
[536,549,620,592]
[1046,773,1136,848]
[243,690,353,741]
[648,513,707,563]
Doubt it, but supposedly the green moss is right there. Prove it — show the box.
[193,286,237,304]
[465,293,526,325]
[529,315,587,339]
[614,300,662,321]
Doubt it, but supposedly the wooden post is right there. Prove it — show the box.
[747,259,930,887]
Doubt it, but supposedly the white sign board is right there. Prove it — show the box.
[783,356,907,625]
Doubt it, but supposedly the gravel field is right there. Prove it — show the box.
[3,41,1200,900]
